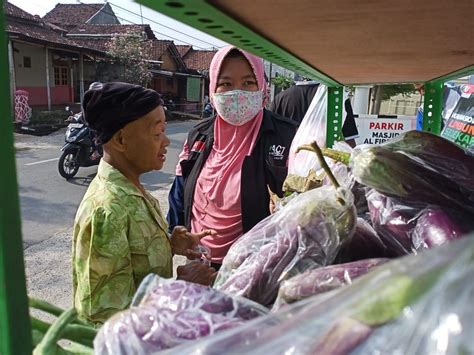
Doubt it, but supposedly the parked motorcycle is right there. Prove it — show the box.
[58,107,101,179]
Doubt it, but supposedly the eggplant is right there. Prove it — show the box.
[215,187,356,306]
[366,190,419,256]
[322,133,474,216]
[412,207,466,250]
[274,258,388,309]
[383,130,474,193]
[336,217,390,262]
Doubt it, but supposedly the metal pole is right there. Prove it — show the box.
[326,86,344,148]
[0,6,33,354]
[8,40,16,117]
[422,80,443,134]
[79,52,85,102]
[45,46,51,111]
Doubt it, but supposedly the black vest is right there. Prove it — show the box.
[180,109,297,233]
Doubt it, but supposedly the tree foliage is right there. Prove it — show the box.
[272,74,294,90]
[381,84,417,101]
[106,34,153,87]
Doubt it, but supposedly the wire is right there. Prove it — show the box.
[74,0,217,50]
[108,1,220,49]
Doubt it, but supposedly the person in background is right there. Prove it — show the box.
[270,80,359,147]
[73,82,216,325]
[167,46,297,270]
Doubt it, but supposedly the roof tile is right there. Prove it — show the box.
[184,49,217,71]
[42,3,103,26]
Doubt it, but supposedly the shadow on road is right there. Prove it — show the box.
[66,173,96,186]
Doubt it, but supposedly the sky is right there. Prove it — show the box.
[8,0,228,50]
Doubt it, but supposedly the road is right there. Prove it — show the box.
[15,119,197,248]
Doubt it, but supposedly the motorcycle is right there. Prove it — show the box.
[58,107,101,179]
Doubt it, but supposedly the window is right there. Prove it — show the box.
[54,67,68,85]
[23,56,31,68]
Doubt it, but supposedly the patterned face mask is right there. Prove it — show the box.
[211,90,263,126]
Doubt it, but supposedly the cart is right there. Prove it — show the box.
[0,1,472,353]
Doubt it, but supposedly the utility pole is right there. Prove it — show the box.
[139,4,144,24]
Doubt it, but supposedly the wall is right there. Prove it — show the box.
[13,41,46,87]
[13,42,73,105]
[160,50,178,72]
[380,93,423,116]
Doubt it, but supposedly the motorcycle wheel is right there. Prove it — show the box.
[58,148,80,179]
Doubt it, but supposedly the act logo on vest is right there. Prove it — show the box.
[269,145,286,160]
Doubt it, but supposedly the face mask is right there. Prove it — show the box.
[211,90,263,126]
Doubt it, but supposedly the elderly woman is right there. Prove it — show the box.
[72,82,215,324]
[167,46,298,270]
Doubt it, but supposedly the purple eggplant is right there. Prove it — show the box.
[412,207,466,250]
[366,189,418,256]
[274,258,388,309]
[384,130,474,193]
[215,187,356,307]
[351,145,474,215]
[337,217,390,262]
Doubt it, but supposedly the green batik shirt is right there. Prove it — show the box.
[72,160,172,324]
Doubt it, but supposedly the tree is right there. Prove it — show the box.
[106,33,153,87]
[272,74,294,91]
[371,84,416,114]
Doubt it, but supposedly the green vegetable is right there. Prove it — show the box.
[31,316,97,348]
[33,309,82,355]
[29,298,90,327]
[353,269,441,326]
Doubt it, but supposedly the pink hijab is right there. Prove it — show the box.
[192,46,266,263]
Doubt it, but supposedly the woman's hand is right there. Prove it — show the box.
[170,226,216,259]
[176,262,217,286]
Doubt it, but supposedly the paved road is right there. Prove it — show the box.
[15,119,197,247]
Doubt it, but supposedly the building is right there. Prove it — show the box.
[6,1,215,114]
[5,1,104,109]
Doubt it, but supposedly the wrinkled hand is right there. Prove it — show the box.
[171,226,216,259]
[176,262,217,286]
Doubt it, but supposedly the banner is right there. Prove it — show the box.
[441,84,474,151]
[354,115,417,145]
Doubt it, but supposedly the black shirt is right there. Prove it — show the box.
[269,83,359,139]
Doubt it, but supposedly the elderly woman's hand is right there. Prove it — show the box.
[170,226,216,259]
[176,262,217,286]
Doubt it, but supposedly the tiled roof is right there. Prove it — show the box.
[176,45,192,58]
[7,19,83,48]
[4,2,40,22]
[184,50,217,71]
[71,38,112,53]
[43,3,103,27]
[5,3,104,55]
[150,40,173,59]
[68,24,156,40]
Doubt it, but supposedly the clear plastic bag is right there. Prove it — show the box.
[366,189,469,257]
[214,186,356,306]
[272,258,388,311]
[287,84,328,177]
[166,236,474,355]
[93,275,268,354]
[336,217,391,262]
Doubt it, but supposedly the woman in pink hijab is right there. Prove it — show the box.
[168,46,297,269]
